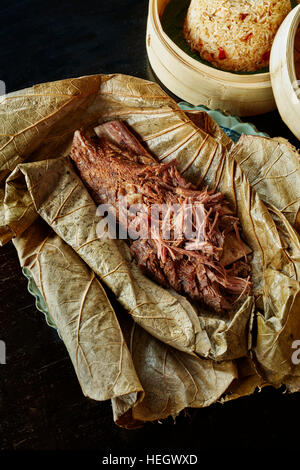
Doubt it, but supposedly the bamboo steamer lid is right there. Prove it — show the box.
[270,4,300,139]
[146,0,300,128]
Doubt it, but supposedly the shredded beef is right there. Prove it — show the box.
[70,120,252,313]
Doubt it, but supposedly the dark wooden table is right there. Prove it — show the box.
[0,0,299,453]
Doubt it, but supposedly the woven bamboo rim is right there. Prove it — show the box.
[146,0,277,116]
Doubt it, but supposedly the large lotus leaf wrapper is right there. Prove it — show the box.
[1,74,300,428]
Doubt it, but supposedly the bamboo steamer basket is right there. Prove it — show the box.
[147,0,300,122]
[146,0,276,117]
[270,4,300,139]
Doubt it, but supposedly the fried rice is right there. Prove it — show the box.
[183,0,291,72]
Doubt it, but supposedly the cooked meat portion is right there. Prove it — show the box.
[70,120,252,313]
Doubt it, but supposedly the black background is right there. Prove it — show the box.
[0,0,299,454]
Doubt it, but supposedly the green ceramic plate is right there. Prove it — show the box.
[23,266,59,333]
[23,103,267,333]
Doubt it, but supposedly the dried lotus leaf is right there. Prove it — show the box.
[0,74,300,425]
[184,110,234,151]
[9,156,210,357]
[112,312,237,428]
[230,134,300,231]
[13,218,143,402]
